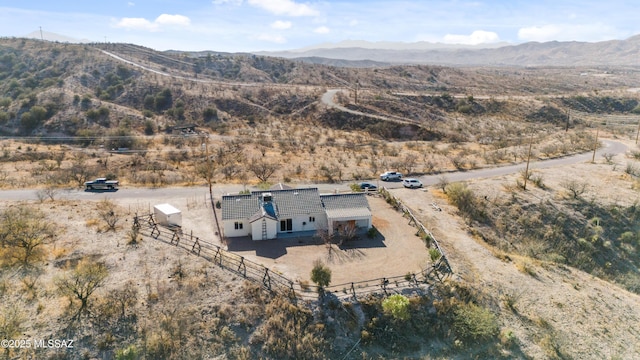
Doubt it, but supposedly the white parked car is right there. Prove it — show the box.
[403,178,423,188]
[380,171,403,181]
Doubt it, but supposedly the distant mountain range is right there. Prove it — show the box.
[23,30,90,43]
[256,35,640,67]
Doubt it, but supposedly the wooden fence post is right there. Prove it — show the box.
[150,223,160,239]
[238,256,247,277]
[191,237,201,256]
[262,268,272,291]
[170,230,180,246]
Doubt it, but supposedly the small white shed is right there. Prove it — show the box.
[154,203,182,227]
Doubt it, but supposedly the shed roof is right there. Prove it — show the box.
[153,203,181,215]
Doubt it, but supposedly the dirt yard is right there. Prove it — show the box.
[222,195,430,285]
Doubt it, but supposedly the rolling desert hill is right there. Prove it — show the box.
[258,34,640,67]
[0,37,640,359]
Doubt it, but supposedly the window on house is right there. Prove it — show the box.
[234,222,243,230]
[309,216,315,222]
[280,219,292,232]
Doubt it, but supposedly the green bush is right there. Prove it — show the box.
[349,183,363,192]
[429,248,441,262]
[310,260,331,289]
[382,294,410,321]
[453,302,499,342]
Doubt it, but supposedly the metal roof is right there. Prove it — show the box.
[223,189,372,221]
[320,193,371,220]
[320,193,370,210]
[222,188,324,220]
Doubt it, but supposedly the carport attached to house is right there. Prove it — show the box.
[320,193,372,235]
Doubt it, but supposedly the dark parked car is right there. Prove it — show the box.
[359,182,378,191]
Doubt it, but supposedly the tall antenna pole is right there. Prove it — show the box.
[39,26,43,41]
[635,118,640,144]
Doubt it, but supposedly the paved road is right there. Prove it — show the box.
[414,139,626,186]
[0,140,627,202]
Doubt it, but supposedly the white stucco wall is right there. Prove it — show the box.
[277,212,327,233]
[223,219,250,238]
[250,217,278,240]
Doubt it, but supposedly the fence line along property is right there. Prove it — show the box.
[133,213,299,300]
[379,187,453,279]
[132,189,452,303]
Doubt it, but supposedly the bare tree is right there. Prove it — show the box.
[68,153,94,187]
[601,152,615,164]
[437,175,449,193]
[248,157,279,183]
[562,179,587,199]
[98,199,120,231]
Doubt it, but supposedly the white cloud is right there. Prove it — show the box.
[256,33,287,43]
[314,26,330,34]
[443,30,500,45]
[127,2,135,7]
[113,14,191,32]
[518,23,617,42]
[113,17,157,31]
[349,19,359,27]
[155,14,191,26]
[248,0,318,17]
[271,20,292,29]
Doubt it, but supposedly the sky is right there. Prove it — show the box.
[0,1,638,52]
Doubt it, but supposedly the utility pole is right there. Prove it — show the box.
[354,80,359,105]
[523,132,534,190]
[39,26,43,41]
[591,127,599,163]
[635,119,640,144]
[205,134,212,197]
[565,109,570,132]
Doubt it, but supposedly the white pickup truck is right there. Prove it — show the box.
[85,178,119,190]
[380,171,403,181]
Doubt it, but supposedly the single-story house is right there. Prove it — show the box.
[221,188,372,241]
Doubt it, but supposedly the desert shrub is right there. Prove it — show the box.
[349,183,363,192]
[0,206,55,267]
[445,182,486,222]
[56,258,109,317]
[115,345,138,360]
[310,260,331,290]
[429,248,442,262]
[618,231,639,245]
[453,302,499,342]
[97,199,121,232]
[253,297,327,360]
[382,294,410,321]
